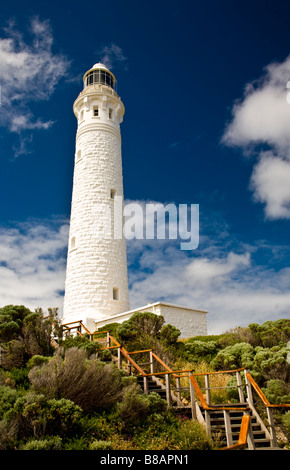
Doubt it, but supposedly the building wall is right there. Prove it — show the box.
[150,304,207,338]
[94,302,208,339]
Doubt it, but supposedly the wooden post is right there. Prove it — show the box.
[149,351,154,375]
[165,373,171,406]
[106,332,110,348]
[189,372,197,420]
[244,369,253,405]
[223,410,233,447]
[245,411,255,450]
[205,410,211,436]
[117,347,121,369]
[143,376,148,395]
[205,374,210,405]
[236,370,245,403]
[266,407,278,448]
[176,377,181,402]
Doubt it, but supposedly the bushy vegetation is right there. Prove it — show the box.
[0,304,289,450]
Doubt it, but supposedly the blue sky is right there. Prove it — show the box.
[1,0,290,334]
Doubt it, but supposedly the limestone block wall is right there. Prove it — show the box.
[94,302,208,339]
[148,303,207,338]
[63,81,129,326]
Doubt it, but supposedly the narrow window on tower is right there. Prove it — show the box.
[113,287,120,300]
[76,149,82,162]
[109,108,113,119]
[93,106,99,117]
[110,189,116,199]
[70,236,76,250]
[80,110,84,121]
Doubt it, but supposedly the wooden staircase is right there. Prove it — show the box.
[61,320,290,450]
[198,408,271,449]
[135,376,273,449]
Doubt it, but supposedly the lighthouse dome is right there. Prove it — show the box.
[92,62,110,71]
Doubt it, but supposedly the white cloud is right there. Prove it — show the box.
[98,43,127,70]
[185,252,250,283]
[250,152,290,219]
[128,237,290,334]
[0,218,69,313]
[0,17,70,155]
[222,55,290,219]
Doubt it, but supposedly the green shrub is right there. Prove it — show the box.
[116,385,168,431]
[116,384,150,427]
[211,342,255,370]
[147,392,168,415]
[0,419,18,450]
[117,312,165,342]
[218,327,258,348]
[59,335,102,357]
[62,437,89,450]
[160,324,181,345]
[172,419,213,450]
[0,305,59,369]
[97,323,120,338]
[27,355,51,369]
[22,436,62,450]
[249,319,290,348]
[29,348,125,411]
[252,346,290,381]
[100,349,113,361]
[7,367,30,389]
[0,386,18,419]
[90,440,112,450]
[3,391,83,440]
[185,340,220,363]
[45,398,83,435]
[262,379,290,404]
[282,411,290,435]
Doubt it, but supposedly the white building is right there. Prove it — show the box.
[63,63,207,338]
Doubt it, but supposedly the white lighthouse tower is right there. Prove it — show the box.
[63,63,130,330]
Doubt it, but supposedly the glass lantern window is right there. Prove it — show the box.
[85,70,115,89]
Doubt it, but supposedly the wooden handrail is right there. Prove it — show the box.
[93,330,110,336]
[127,349,153,355]
[79,322,92,336]
[189,374,249,412]
[99,334,121,351]
[193,367,246,376]
[120,347,147,376]
[139,369,194,377]
[108,335,121,347]
[220,415,250,450]
[62,320,83,327]
[151,352,175,374]
[246,372,290,409]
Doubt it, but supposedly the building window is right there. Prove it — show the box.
[110,189,116,199]
[109,108,113,119]
[93,107,99,117]
[80,110,84,121]
[113,287,119,300]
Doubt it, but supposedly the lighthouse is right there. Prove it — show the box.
[63,62,208,339]
[62,63,130,330]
